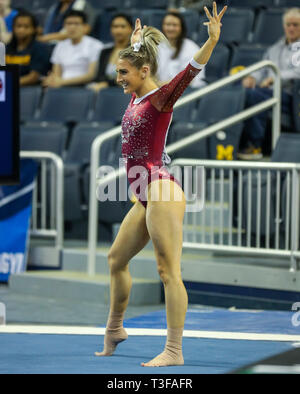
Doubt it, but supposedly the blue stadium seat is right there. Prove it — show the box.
[123,0,168,8]
[168,122,209,160]
[125,9,151,27]
[229,44,267,74]
[11,0,32,8]
[65,122,115,164]
[34,8,49,26]
[20,87,42,123]
[228,0,274,7]
[89,0,123,10]
[292,80,300,133]
[198,8,255,45]
[194,86,246,159]
[38,88,95,123]
[252,9,285,45]
[91,88,131,123]
[81,134,130,224]
[34,0,53,9]
[64,125,118,222]
[201,43,230,82]
[91,12,113,43]
[13,0,52,10]
[275,0,300,6]
[194,86,245,125]
[271,133,300,163]
[20,123,68,156]
[172,87,197,123]
[142,9,166,30]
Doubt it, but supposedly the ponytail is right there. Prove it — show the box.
[119,26,169,77]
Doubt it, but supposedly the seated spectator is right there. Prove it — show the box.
[168,0,214,13]
[0,16,8,43]
[5,11,51,86]
[89,13,133,93]
[157,12,206,88]
[43,10,103,88]
[238,7,300,160]
[39,0,96,44]
[0,0,18,43]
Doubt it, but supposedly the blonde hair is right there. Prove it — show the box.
[119,26,169,77]
[283,8,300,24]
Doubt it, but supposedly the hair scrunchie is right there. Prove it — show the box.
[132,41,143,52]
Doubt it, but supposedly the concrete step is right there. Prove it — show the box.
[9,270,162,306]
[62,247,160,280]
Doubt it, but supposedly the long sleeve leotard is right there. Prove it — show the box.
[121,59,204,207]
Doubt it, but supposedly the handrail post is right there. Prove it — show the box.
[54,154,64,251]
[290,167,300,272]
[20,151,64,251]
[87,138,100,276]
[272,70,281,149]
[87,126,121,276]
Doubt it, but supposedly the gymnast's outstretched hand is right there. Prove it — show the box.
[203,1,227,43]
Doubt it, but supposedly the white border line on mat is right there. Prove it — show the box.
[0,325,300,342]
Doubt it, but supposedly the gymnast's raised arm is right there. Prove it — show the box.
[193,2,227,66]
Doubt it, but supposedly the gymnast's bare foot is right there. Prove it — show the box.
[141,350,184,367]
[95,328,128,356]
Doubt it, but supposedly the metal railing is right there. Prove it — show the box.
[20,151,64,251]
[87,60,281,275]
[172,158,300,272]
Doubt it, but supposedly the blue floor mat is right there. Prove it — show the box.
[124,307,300,335]
[0,333,293,374]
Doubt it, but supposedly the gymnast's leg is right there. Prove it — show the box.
[95,200,150,356]
[142,179,187,367]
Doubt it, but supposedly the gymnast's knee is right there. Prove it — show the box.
[157,264,181,286]
[107,250,128,275]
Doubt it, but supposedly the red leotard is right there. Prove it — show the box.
[121,59,204,208]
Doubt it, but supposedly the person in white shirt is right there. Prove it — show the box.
[157,11,206,89]
[43,10,103,88]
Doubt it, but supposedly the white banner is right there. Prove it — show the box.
[0,70,5,102]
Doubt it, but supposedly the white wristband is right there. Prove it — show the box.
[190,58,206,70]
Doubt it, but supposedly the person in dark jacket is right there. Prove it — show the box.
[88,13,133,93]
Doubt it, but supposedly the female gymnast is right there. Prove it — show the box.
[95,2,227,367]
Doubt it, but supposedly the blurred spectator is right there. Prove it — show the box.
[5,11,51,86]
[157,12,206,88]
[0,16,8,43]
[0,0,18,43]
[89,13,133,93]
[39,0,96,43]
[43,10,103,88]
[238,8,300,160]
[168,0,214,13]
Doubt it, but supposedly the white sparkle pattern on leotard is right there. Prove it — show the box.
[121,106,153,161]
[122,109,149,143]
